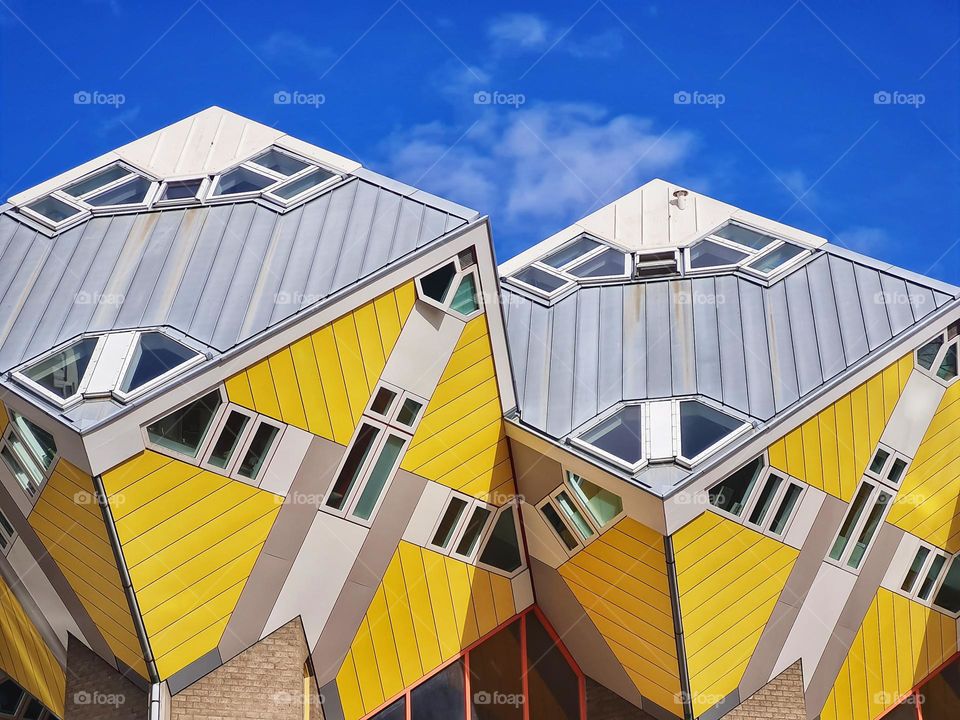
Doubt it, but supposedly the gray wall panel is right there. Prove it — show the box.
[691,276,721,401]
[854,265,892,351]
[521,301,552,431]
[715,275,749,414]
[330,181,380,293]
[504,297,531,405]
[829,255,869,365]
[784,269,823,396]
[645,282,672,397]
[806,256,846,380]
[571,290,600,431]
[302,180,358,302]
[764,281,800,413]
[360,191,402,277]
[267,198,325,324]
[739,280,775,419]
[670,279,696,396]
[545,293,578,437]
[388,199,425,262]
[877,275,915,340]
[906,282,936,321]
[621,283,647,400]
[597,285,624,414]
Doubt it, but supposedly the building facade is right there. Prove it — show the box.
[0,107,956,720]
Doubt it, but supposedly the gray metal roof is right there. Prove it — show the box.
[0,174,475,374]
[503,249,959,443]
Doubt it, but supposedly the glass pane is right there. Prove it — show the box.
[120,332,198,393]
[207,411,250,469]
[23,337,99,400]
[918,555,947,600]
[353,435,405,520]
[713,224,777,250]
[237,423,280,480]
[934,557,960,612]
[469,622,523,720]
[0,679,24,714]
[146,390,222,457]
[918,655,960,718]
[26,195,82,223]
[748,473,783,526]
[214,166,275,195]
[0,510,14,538]
[830,483,874,561]
[63,164,131,197]
[526,614,580,720]
[879,696,921,720]
[450,274,480,315]
[555,491,594,540]
[566,473,622,527]
[709,457,764,516]
[370,387,397,415]
[887,458,907,484]
[768,484,802,535]
[272,167,335,199]
[938,345,958,381]
[455,506,491,556]
[478,507,522,573]
[542,236,600,268]
[746,242,805,273]
[869,448,890,475]
[902,547,931,592]
[372,697,406,720]
[420,263,457,303]
[22,698,44,720]
[567,247,626,278]
[917,336,944,370]
[87,176,152,206]
[542,503,578,551]
[2,443,40,494]
[327,425,381,510]
[432,497,468,548]
[847,491,891,568]
[250,148,308,176]
[411,659,465,720]
[397,398,423,427]
[579,405,643,465]
[160,179,202,201]
[11,412,57,470]
[689,239,748,269]
[511,266,568,293]
[679,401,743,460]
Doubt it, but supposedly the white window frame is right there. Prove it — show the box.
[83,176,160,213]
[826,479,894,572]
[564,245,633,284]
[321,383,425,526]
[111,331,204,403]
[12,334,105,410]
[429,493,497,563]
[684,221,811,278]
[61,161,140,201]
[262,166,341,207]
[475,501,526,578]
[0,411,60,499]
[899,543,953,611]
[564,470,625,531]
[915,324,960,387]
[428,491,477,553]
[706,457,806,540]
[19,191,90,231]
[547,485,600,546]
[634,248,680,278]
[569,402,648,474]
[505,235,632,299]
[673,398,752,468]
[141,386,228,464]
[414,251,484,320]
[0,507,16,555]
[207,147,338,203]
[863,443,911,488]
[154,177,210,207]
[536,495,583,558]
[230,415,286,483]
[197,404,257,475]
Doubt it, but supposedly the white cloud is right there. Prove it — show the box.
[486,12,622,60]
[378,102,696,234]
[836,226,892,255]
[259,31,333,69]
[488,13,552,52]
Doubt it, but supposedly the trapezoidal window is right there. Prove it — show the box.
[506,234,630,299]
[145,390,223,458]
[117,332,201,397]
[415,249,482,318]
[685,221,811,278]
[0,410,58,498]
[572,404,644,471]
[16,337,99,406]
[916,322,960,386]
[677,399,747,464]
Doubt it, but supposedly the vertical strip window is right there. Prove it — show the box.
[326,424,381,511]
[829,482,874,562]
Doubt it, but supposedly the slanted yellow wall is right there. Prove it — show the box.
[101,451,281,679]
[673,512,798,717]
[819,588,957,720]
[0,574,65,715]
[225,282,416,446]
[887,379,960,553]
[558,517,682,715]
[766,355,913,503]
[0,402,8,433]
[400,315,515,503]
[27,460,146,677]
[335,541,516,720]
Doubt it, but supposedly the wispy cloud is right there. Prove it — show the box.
[487,12,623,60]
[259,30,333,69]
[835,225,892,255]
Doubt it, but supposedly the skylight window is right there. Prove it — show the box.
[63,164,132,197]
[415,249,482,319]
[157,179,205,203]
[249,148,309,176]
[17,337,99,405]
[506,234,631,299]
[22,195,84,227]
[118,332,202,396]
[86,175,154,207]
[685,222,811,278]
[213,166,276,196]
[573,405,644,470]
[268,167,336,202]
[208,147,342,204]
[678,400,747,463]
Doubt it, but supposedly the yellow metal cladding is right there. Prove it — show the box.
[887,379,960,552]
[673,512,798,717]
[335,541,516,720]
[27,460,146,677]
[225,282,416,446]
[400,315,515,503]
[0,574,65,715]
[557,517,682,714]
[0,402,8,432]
[101,451,282,679]
[819,588,957,720]
[766,354,912,502]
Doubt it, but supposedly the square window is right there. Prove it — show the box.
[397,398,423,427]
[250,148,309,176]
[236,422,280,480]
[713,224,778,250]
[689,239,748,269]
[432,497,468,549]
[869,448,890,475]
[146,390,222,458]
[709,457,764,516]
[25,195,83,225]
[566,473,622,527]
[159,179,203,202]
[455,506,492,557]
[510,266,569,294]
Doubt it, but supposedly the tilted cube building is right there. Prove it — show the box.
[0,108,957,720]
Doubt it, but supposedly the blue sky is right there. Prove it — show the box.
[1,1,958,280]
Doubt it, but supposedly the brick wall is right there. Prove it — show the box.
[724,661,806,720]
[64,636,148,720]
[170,619,321,720]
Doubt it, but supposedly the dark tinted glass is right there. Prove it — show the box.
[689,239,748,268]
[420,263,457,303]
[237,424,279,480]
[160,179,202,200]
[542,502,578,551]
[934,557,960,612]
[411,659,465,720]
[455,507,491,556]
[511,266,568,293]
[478,508,522,573]
[87,175,152,206]
[580,405,643,465]
[713,224,777,249]
[0,679,24,714]
[432,498,468,548]
[679,401,742,459]
[22,698,45,720]
[708,457,763,516]
[121,332,197,392]
[146,390,221,457]
[526,613,580,720]
[541,236,600,268]
[469,622,523,720]
[207,411,250,469]
[567,247,626,278]
[919,656,960,719]
[372,697,406,720]
[326,424,381,509]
